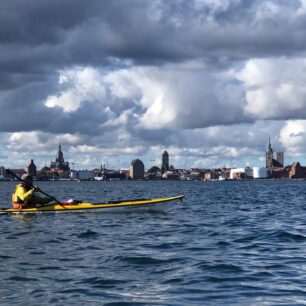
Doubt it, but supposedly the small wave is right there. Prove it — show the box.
[8,276,38,282]
[76,277,127,289]
[249,271,275,278]
[45,239,61,244]
[197,262,245,273]
[104,302,147,306]
[0,255,13,259]
[162,277,184,284]
[265,230,306,243]
[37,266,63,271]
[76,230,99,238]
[216,241,230,246]
[29,251,46,255]
[118,256,179,265]
[233,234,258,243]
[29,288,45,298]
[145,242,184,250]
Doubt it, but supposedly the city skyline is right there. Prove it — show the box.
[0,140,290,173]
[1,1,306,169]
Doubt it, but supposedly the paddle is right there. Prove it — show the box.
[5,168,62,205]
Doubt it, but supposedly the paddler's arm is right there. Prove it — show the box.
[33,195,53,204]
[15,185,35,202]
[32,186,55,204]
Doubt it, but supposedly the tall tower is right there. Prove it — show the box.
[276,152,284,167]
[266,138,273,168]
[130,159,144,180]
[56,143,64,164]
[161,151,169,174]
[27,159,37,177]
[50,143,70,171]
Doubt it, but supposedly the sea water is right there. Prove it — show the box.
[1,180,306,305]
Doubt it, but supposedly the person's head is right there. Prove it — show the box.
[21,174,33,185]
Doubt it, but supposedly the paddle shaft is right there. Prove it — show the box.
[5,169,61,204]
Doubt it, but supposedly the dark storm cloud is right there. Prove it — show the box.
[0,0,95,44]
[1,0,306,71]
[0,77,111,135]
[46,101,112,136]
[1,0,306,135]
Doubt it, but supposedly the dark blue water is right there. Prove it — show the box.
[1,180,306,305]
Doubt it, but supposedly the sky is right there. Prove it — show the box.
[1,0,306,170]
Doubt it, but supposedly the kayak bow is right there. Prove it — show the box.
[0,195,184,215]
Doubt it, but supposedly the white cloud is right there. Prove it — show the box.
[45,64,247,130]
[45,67,106,112]
[7,132,81,151]
[103,109,133,128]
[238,57,306,119]
[280,120,306,156]
[297,0,306,15]
[103,64,247,129]
[43,57,306,134]
[194,0,232,13]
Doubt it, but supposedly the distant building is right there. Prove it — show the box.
[50,144,70,171]
[161,151,169,174]
[203,169,219,181]
[146,166,162,180]
[253,167,267,179]
[0,166,6,180]
[189,168,203,180]
[276,152,284,167]
[289,162,306,179]
[219,168,231,180]
[230,168,254,180]
[162,171,180,180]
[266,138,284,168]
[130,159,144,180]
[70,170,95,180]
[8,169,27,178]
[27,159,37,177]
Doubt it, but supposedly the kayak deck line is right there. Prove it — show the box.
[0,195,185,214]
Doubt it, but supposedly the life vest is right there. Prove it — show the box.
[12,184,35,209]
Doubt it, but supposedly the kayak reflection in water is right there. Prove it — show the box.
[12,174,53,209]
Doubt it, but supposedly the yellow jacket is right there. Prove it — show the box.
[12,184,51,208]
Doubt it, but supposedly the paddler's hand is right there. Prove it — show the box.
[33,186,41,192]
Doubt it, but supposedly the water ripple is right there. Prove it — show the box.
[1,180,306,305]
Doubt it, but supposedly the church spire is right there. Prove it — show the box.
[56,142,64,163]
[268,137,273,153]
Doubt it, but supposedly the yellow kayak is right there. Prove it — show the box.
[0,195,184,215]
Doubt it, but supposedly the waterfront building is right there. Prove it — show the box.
[0,166,6,180]
[229,167,267,180]
[289,162,306,179]
[161,151,169,174]
[253,167,268,179]
[266,138,284,168]
[230,168,253,180]
[219,168,231,180]
[130,159,144,180]
[203,170,217,181]
[146,166,162,180]
[162,171,180,180]
[265,138,287,178]
[70,170,95,181]
[27,159,37,177]
[50,144,70,171]
[189,168,203,180]
[47,144,70,179]
[7,169,27,178]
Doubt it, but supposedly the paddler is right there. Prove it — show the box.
[12,174,53,209]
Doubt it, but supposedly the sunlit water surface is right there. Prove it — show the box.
[1,180,306,305]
